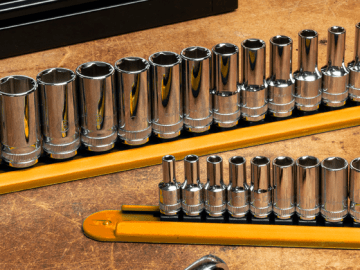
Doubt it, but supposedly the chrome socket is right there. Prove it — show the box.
[76,61,118,152]
[272,156,295,219]
[185,255,229,270]
[348,22,360,102]
[115,57,152,146]
[181,155,204,216]
[267,36,295,117]
[181,46,213,133]
[295,156,320,220]
[320,157,348,223]
[205,155,227,217]
[159,155,181,215]
[37,68,80,159]
[293,30,322,112]
[211,43,241,128]
[249,156,272,218]
[0,76,41,168]
[241,39,268,122]
[149,51,183,139]
[227,156,249,218]
[350,158,360,223]
[321,26,349,107]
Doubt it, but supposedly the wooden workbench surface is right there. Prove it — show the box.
[1,0,360,268]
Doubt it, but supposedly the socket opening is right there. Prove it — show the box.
[271,35,292,46]
[207,155,222,163]
[163,155,175,162]
[356,22,360,29]
[181,46,211,61]
[297,156,319,167]
[213,43,238,55]
[150,52,181,67]
[0,76,36,96]
[274,156,294,167]
[37,68,75,85]
[251,156,270,166]
[230,156,245,165]
[299,29,317,38]
[185,155,198,162]
[322,157,347,170]
[329,26,345,34]
[351,158,360,172]
[77,62,114,79]
[242,39,265,49]
[115,57,149,74]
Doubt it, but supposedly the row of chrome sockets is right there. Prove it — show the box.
[159,154,360,225]
[0,23,359,168]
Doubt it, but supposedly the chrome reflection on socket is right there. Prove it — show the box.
[227,156,249,218]
[76,61,117,152]
[205,155,227,217]
[181,46,213,133]
[250,156,272,218]
[115,57,151,146]
[321,26,349,107]
[241,39,268,122]
[149,51,183,139]
[181,155,204,216]
[348,22,360,102]
[159,155,181,215]
[295,156,320,220]
[350,158,360,223]
[293,30,322,111]
[272,156,295,219]
[37,68,80,159]
[320,157,348,223]
[267,36,295,117]
[211,43,240,128]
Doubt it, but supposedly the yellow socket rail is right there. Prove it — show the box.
[82,205,360,249]
[1,106,360,195]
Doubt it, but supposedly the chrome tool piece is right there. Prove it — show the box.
[348,22,360,101]
[350,157,360,223]
[185,255,229,270]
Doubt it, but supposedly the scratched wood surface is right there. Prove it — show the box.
[1,0,360,269]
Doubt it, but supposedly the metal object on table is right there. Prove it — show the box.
[37,68,80,159]
[205,155,227,217]
[211,43,241,128]
[0,75,41,168]
[159,155,181,215]
[115,57,151,146]
[241,39,268,122]
[320,157,348,223]
[250,156,272,218]
[267,35,295,117]
[184,254,229,270]
[227,156,249,218]
[350,157,360,223]
[293,29,322,111]
[321,26,349,107]
[272,156,295,219]
[348,22,360,102]
[295,156,321,220]
[181,46,213,133]
[76,61,117,152]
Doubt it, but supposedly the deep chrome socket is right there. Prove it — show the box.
[321,26,349,107]
[250,156,272,218]
[272,156,295,219]
[205,155,227,217]
[348,22,360,101]
[37,68,80,159]
[320,157,348,223]
[115,57,151,146]
[350,158,360,223]
[149,51,183,139]
[227,156,249,218]
[241,39,268,122]
[76,61,118,152]
[211,43,241,128]
[181,155,204,216]
[0,76,41,168]
[181,46,213,133]
[159,155,181,215]
[293,30,322,111]
[295,156,320,220]
[267,36,295,117]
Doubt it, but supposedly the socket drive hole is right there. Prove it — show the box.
[150,52,180,66]
[38,68,75,84]
[322,157,347,170]
[299,29,317,38]
[251,156,270,165]
[207,155,222,163]
[351,158,360,171]
[297,156,319,167]
[271,35,292,45]
[116,57,148,72]
[274,156,294,166]
[213,43,238,55]
[185,155,198,162]
[182,47,210,60]
[0,76,36,95]
[242,39,265,49]
[230,156,245,165]
[77,62,114,78]
[330,26,345,34]
[163,155,175,162]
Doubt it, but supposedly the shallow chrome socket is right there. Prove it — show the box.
[241,39,268,122]
[0,76,41,168]
[321,26,349,107]
[211,43,241,128]
[149,51,183,139]
[267,36,295,117]
[350,158,360,223]
[320,157,348,223]
[37,68,80,159]
[76,61,118,152]
[295,156,320,220]
[227,156,249,218]
[348,22,360,101]
[159,155,181,215]
[250,156,272,218]
[293,30,322,111]
[181,46,213,133]
[115,57,152,146]
[272,156,295,219]
[204,155,227,217]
